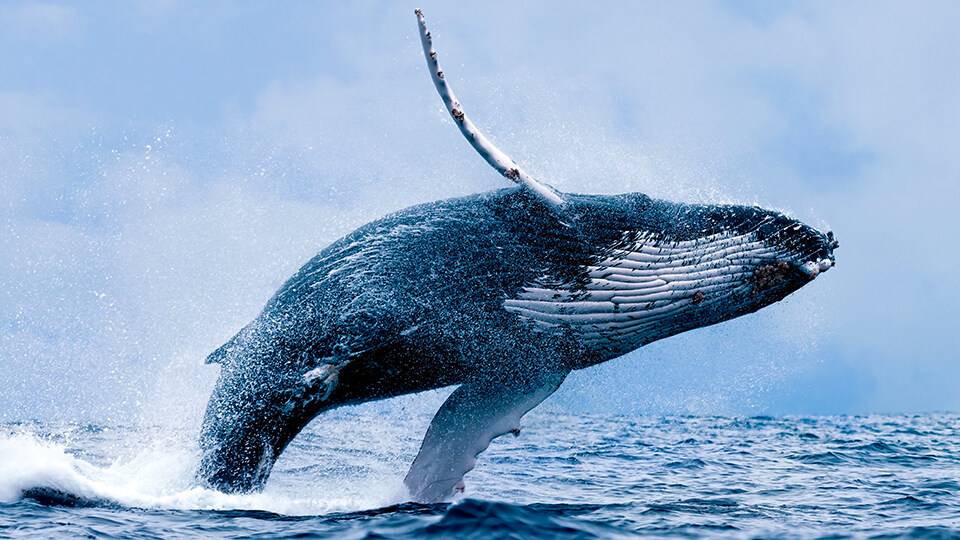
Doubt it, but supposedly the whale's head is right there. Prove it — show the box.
[616,199,839,344]
[505,194,838,358]
[672,203,839,305]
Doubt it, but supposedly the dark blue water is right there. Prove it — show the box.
[2,413,959,538]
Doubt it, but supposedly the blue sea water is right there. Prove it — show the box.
[1,412,959,539]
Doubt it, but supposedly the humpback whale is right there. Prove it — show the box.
[197,10,838,503]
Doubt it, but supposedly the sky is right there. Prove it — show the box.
[1,1,958,423]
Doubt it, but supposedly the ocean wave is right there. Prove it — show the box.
[3,414,960,539]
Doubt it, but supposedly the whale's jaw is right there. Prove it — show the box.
[796,234,838,282]
[757,229,837,293]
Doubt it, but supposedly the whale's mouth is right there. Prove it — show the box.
[752,230,837,293]
[798,230,839,281]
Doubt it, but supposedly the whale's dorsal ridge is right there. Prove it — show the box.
[415,9,565,211]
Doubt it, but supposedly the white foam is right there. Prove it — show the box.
[0,429,406,515]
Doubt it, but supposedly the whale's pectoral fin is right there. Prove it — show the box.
[403,369,567,503]
[414,9,565,210]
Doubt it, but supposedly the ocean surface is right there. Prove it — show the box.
[1,412,959,539]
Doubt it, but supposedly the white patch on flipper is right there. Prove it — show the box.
[504,230,789,353]
[403,371,566,503]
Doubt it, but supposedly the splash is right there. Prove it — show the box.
[0,423,410,515]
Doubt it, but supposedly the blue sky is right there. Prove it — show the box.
[1,1,958,422]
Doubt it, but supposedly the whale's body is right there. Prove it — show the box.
[197,9,837,503]
[198,187,836,501]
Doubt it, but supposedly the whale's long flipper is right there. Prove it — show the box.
[403,370,567,503]
[415,9,565,209]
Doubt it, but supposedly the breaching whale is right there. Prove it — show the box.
[197,10,838,503]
